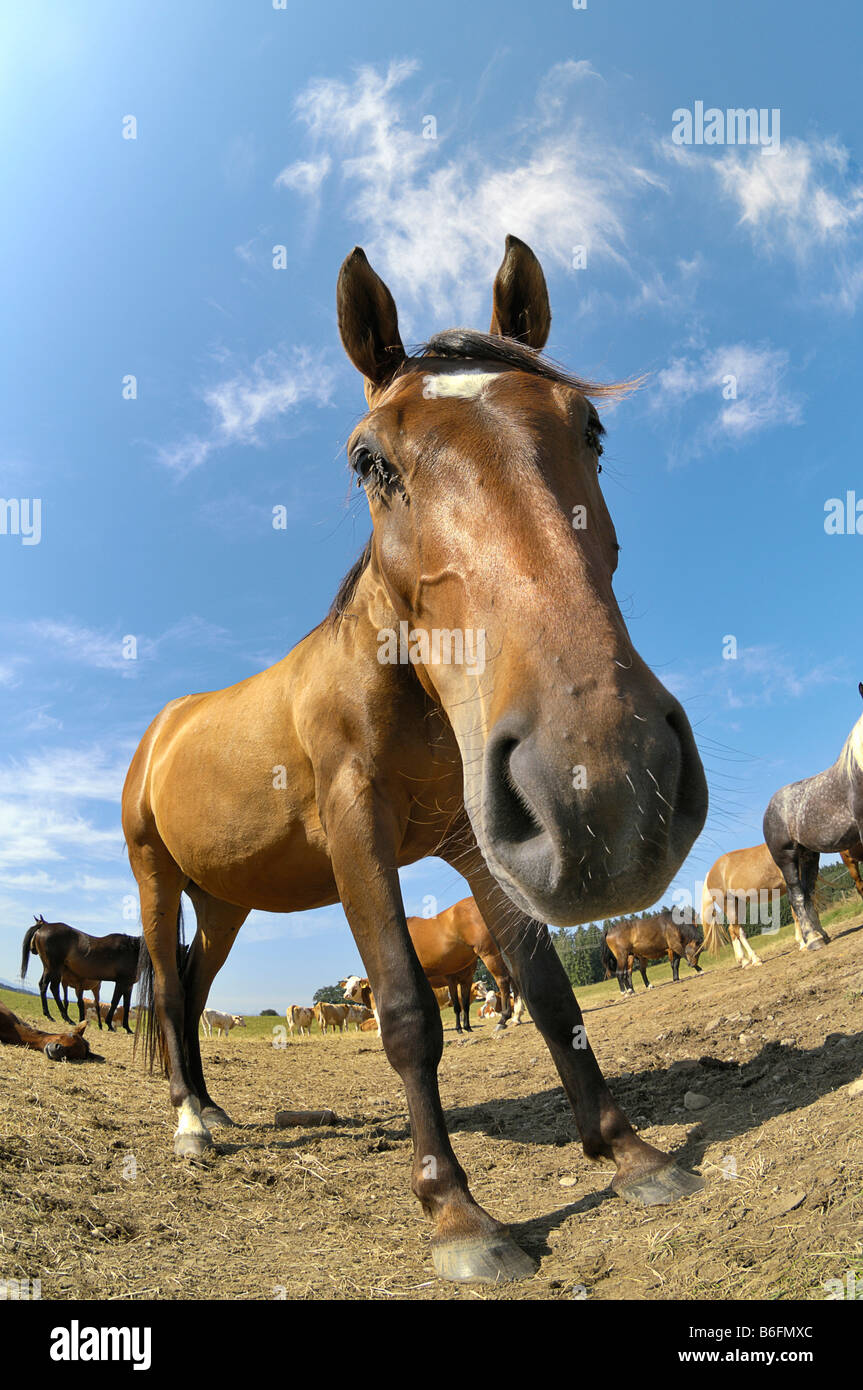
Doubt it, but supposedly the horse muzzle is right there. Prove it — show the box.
[475,699,707,926]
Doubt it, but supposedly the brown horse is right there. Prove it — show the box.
[124,236,707,1283]
[61,971,102,1022]
[21,917,139,1032]
[703,839,863,965]
[0,999,100,1062]
[602,911,703,995]
[344,896,514,1035]
[701,844,786,967]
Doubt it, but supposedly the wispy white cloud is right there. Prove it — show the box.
[652,341,801,462]
[274,154,332,196]
[715,137,863,256]
[722,645,846,709]
[276,59,665,327]
[158,348,337,478]
[0,745,129,802]
[24,620,145,674]
[0,800,123,869]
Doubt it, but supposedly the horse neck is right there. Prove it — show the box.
[18,1019,54,1047]
[317,559,442,721]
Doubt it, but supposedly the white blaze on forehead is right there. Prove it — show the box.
[342,974,362,999]
[422,372,501,400]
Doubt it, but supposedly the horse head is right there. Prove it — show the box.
[336,237,707,927]
[44,1020,103,1063]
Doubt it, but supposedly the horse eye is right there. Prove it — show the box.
[585,424,604,472]
[350,447,402,495]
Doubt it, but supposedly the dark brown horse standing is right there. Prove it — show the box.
[764,683,863,950]
[124,236,707,1282]
[0,999,101,1062]
[602,910,704,995]
[21,917,139,1032]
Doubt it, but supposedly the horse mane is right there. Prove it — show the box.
[407,329,640,407]
[327,537,373,629]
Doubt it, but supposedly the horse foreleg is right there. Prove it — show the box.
[105,983,123,1032]
[50,973,73,1024]
[669,950,680,983]
[448,980,462,1033]
[325,790,533,1285]
[637,957,651,989]
[774,845,827,952]
[115,987,132,1033]
[459,978,473,1033]
[464,864,703,1209]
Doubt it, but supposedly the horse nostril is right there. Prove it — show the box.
[485,732,546,847]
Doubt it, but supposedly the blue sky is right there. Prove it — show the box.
[1,0,861,1010]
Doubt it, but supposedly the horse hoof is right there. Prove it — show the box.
[173,1129,214,1159]
[201,1106,234,1129]
[431,1232,537,1283]
[804,937,825,952]
[614,1161,704,1207]
[493,1023,507,1035]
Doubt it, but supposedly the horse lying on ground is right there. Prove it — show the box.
[0,999,101,1062]
[125,235,707,1283]
[602,910,703,995]
[21,917,139,1031]
[764,684,863,952]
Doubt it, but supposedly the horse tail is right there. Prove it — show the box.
[134,900,185,1076]
[701,881,727,955]
[20,921,40,979]
[600,934,617,979]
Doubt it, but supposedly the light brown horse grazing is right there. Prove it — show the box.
[344,896,514,1035]
[603,910,703,995]
[701,844,786,967]
[21,917,139,1032]
[124,236,707,1283]
[0,999,100,1062]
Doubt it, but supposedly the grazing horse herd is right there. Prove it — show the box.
[4,239,862,1285]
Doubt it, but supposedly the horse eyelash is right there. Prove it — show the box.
[351,448,404,497]
[585,424,604,470]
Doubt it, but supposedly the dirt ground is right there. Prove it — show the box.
[1,918,862,1301]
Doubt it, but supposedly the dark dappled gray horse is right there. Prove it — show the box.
[764,683,863,951]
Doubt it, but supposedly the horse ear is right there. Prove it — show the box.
[74,1021,87,1034]
[489,234,551,349]
[337,247,405,397]
[859,681,863,700]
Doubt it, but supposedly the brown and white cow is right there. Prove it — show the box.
[314,1001,351,1034]
[345,1002,374,1030]
[287,1005,315,1037]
